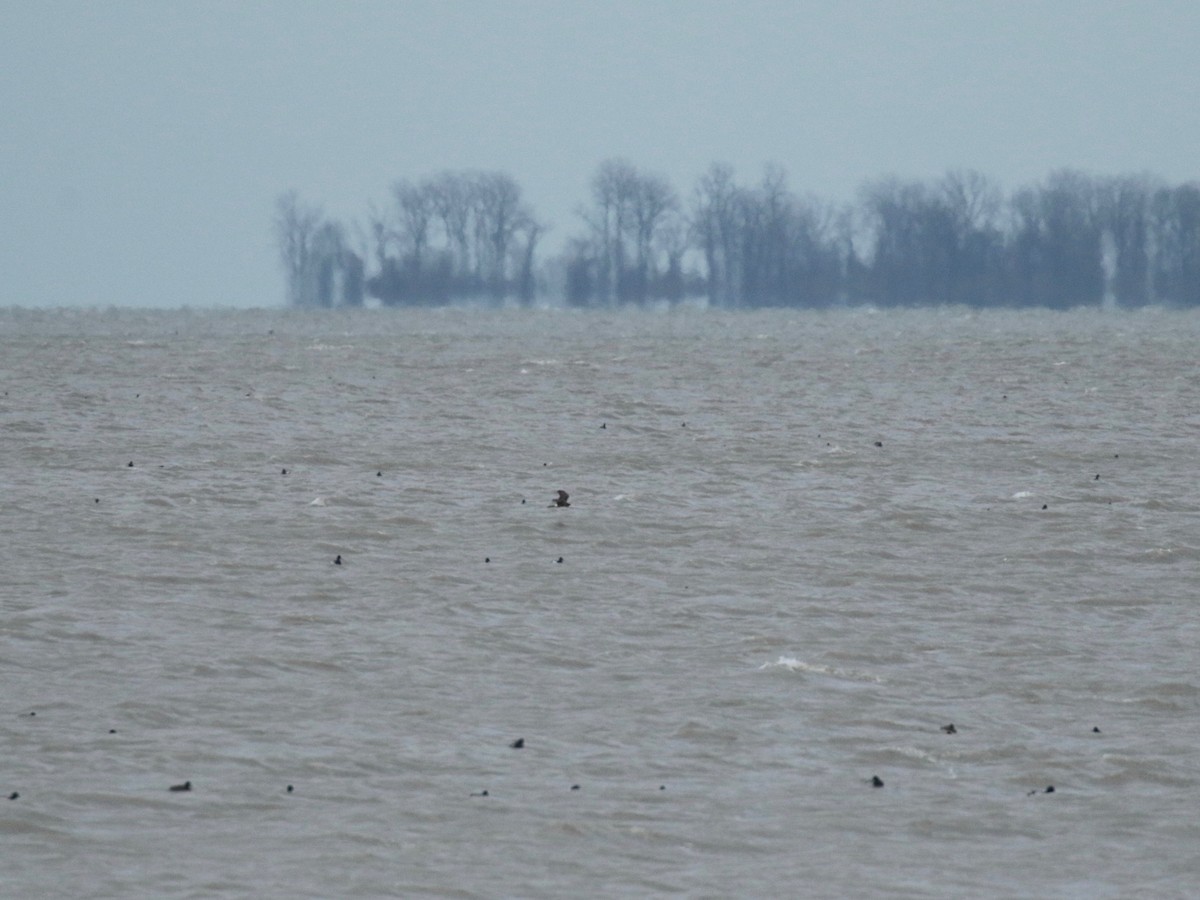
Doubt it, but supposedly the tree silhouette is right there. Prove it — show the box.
[279,166,1200,309]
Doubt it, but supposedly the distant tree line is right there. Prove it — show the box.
[275,164,1200,309]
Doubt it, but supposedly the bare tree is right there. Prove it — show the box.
[940,170,1001,235]
[629,170,678,302]
[859,177,936,304]
[1011,170,1103,307]
[392,179,435,275]
[513,216,545,304]
[1096,174,1158,306]
[474,171,527,298]
[656,213,689,302]
[691,163,742,307]
[577,159,680,305]
[428,171,476,279]
[937,170,1004,305]
[1151,183,1200,305]
[274,191,324,306]
[311,221,345,308]
[584,159,639,305]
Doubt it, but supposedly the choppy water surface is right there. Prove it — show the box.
[2,306,1198,898]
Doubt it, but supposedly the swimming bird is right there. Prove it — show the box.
[871,776,884,788]
[169,781,192,792]
[510,738,524,749]
[941,723,957,734]
[551,490,570,508]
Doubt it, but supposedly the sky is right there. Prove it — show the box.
[3,0,1200,308]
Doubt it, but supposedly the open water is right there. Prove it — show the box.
[1,306,1198,898]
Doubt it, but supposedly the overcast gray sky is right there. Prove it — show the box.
[3,0,1199,308]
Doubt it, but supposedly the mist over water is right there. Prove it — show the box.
[2,306,1197,898]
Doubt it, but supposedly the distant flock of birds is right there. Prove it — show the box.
[7,715,1100,800]
[38,434,1120,804]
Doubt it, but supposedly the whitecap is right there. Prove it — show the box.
[758,656,884,683]
[759,655,806,672]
